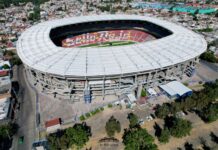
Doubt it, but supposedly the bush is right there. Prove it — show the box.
[165,116,192,138]
[127,113,139,128]
[3,50,15,56]
[100,107,104,111]
[200,51,218,63]
[141,88,147,97]
[155,104,171,119]
[10,56,22,66]
[123,128,158,150]
[197,28,213,32]
[105,116,121,137]
[85,113,91,118]
[199,103,218,123]
[0,123,19,150]
[158,128,170,143]
[47,123,91,149]
[80,115,85,121]
[108,103,113,108]
[2,64,10,69]
[91,108,100,115]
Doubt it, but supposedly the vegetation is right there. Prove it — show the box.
[155,103,171,119]
[184,142,194,150]
[10,56,22,66]
[158,128,170,143]
[122,128,158,150]
[2,50,22,66]
[127,113,139,128]
[3,50,15,56]
[0,0,49,8]
[79,41,135,48]
[210,132,218,144]
[197,28,213,32]
[108,103,113,108]
[154,116,191,143]
[85,113,91,118]
[105,116,121,137]
[0,123,19,150]
[141,88,147,97]
[47,123,91,150]
[155,80,218,119]
[199,103,218,123]
[80,115,85,121]
[79,107,104,121]
[28,5,40,21]
[200,51,218,63]
[165,116,192,138]
[207,39,218,48]
[2,64,10,69]
[123,114,157,150]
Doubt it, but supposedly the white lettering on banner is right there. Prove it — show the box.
[62,30,155,47]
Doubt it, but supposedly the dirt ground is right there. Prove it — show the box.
[83,106,218,150]
[83,106,131,150]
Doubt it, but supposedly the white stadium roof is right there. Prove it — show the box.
[17,15,207,77]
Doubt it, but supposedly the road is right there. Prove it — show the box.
[12,65,38,150]
[195,60,218,82]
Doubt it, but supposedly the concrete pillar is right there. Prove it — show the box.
[137,84,142,99]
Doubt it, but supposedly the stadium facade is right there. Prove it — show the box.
[17,15,207,102]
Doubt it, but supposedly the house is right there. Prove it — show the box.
[0,94,11,121]
[45,118,61,133]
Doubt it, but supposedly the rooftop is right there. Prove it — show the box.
[17,15,207,77]
[45,118,61,128]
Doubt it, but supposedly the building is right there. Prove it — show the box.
[0,94,11,121]
[17,15,207,102]
[45,118,61,133]
[159,81,193,99]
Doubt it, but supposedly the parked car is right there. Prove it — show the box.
[19,136,24,144]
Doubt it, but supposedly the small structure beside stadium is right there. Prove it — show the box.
[159,81,192,99]
[45,118,61,133]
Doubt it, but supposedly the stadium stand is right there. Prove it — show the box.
[62,30,156,48]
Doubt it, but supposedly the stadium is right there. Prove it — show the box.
[17,15,207,102]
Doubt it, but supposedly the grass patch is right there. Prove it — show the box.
[79,41,136,48]
[108,103,113,108]
[79,107,104,121]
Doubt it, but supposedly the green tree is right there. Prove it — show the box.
[141,88,147,97]
[10,56,22,66]
[65,124,91,148]
[28,5,40,21]
[0,123,19,150]
[105,116,121,137]
[199,103,218,123]
[184,142,194,150]
[165,116,192,138]
[155,103,170,119]
[127,113,139,128]
[47,123,91,149]
[158,128,170,143]
[210,132,218,144]
[47,130,68,150]
[123,128,158,150]
[200,51,217,63]
[2,64,10,69]
[0,123,18,139]
[155,80,218,119]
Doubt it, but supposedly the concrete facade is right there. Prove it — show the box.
[24,57,198,101]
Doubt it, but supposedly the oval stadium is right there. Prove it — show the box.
[16,15,207,102]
